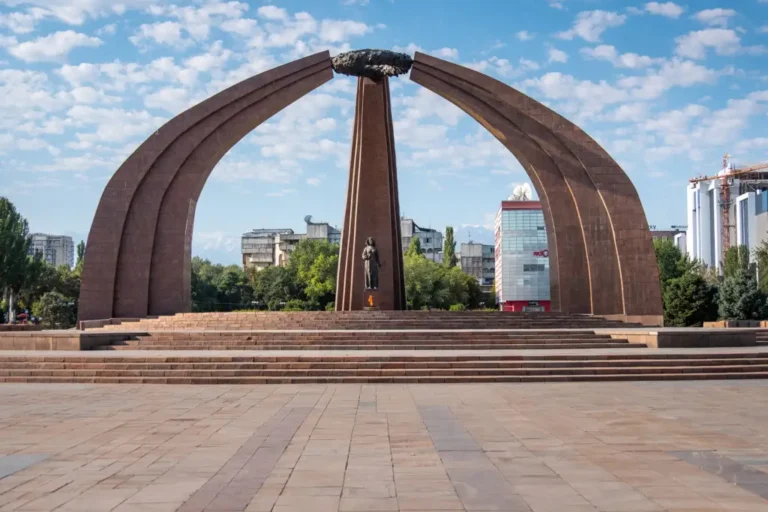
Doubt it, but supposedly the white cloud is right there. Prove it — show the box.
[580,45,661,69]
[97,23,117,36]
[65,105,166,146]
[306,177,321,186]
[434,47,458,59]
[318,19,370,42]
[194,232,240,253]
[644,2,684,18]
[521,72,629,118]
[184,40,232,73]
[257,5,289,21]
[675,28,741,59]
[737,137,768,152]
[0,8,47,33]
[603,103,648,122]
[144,87,190,113]
[5,30,102,62]
[0,0,155,25]
[465,56,538,78]
[212,158,298,183]
[130,21,189,48]
[557,10,627,42]
[548,47,568,64]
[516,31,533,41]
[618,58,719,99]
[693,8,736,27]
[220,18,259,36]
[548,0,565,9]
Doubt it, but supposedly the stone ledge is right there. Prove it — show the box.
[0,332,136,351]
[0,325,42,332]
[599,328,757,348]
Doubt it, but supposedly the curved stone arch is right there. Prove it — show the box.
[78,49,661,323]
[78,51,333,322]
[411,52,661,319]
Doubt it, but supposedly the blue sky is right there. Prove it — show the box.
[1,0,768,265]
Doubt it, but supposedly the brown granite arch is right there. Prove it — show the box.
[79,49,661,324]
[411,52,662,321]
[78,51,333,322]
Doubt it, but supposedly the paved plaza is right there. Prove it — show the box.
[1,382,768,511]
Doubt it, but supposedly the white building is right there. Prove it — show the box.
[459,242,495,288]
[241,216,342,271]
[686,157,768,270]
[401,218,443,262]
[28,234,74,268]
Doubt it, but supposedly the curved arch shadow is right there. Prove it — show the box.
[411,52,661,320]
[78,50,661,325]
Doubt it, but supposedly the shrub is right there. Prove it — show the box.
[449,304,466,311]
[718,270,768,320]
[32,291,76,329]
[283,299,307,311]
[663,272,718,326]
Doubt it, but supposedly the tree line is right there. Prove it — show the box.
[5,193,768,327]
[191,228,487,312]
[654,238,768,326]
[0,198,84,328]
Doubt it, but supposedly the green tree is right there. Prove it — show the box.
[718,269,768,320]
[288,239,339,310]
[754,241,768,293]
[217,266,253,310]
[32,291,76,329]
[663,272,718,326]
[724,245,750,278]
[443,226,457,268]
[406,237,423,258]
[75,241,85,276]
[487,281,497,310]
[0,198,33,323]
[250,265,298,311]
[653,238,697,286]
[403,253,481,310]
[191,257,255,311]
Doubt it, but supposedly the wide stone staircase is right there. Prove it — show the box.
[91,311,641,331]
[1,352,767,384]
[98,330,635,351]
[0,311,763,383]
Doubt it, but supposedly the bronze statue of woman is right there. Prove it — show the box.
[362,237,381,290]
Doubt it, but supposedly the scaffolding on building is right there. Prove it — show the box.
[689,154,768,262]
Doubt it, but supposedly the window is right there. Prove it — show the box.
[523,264,545,272]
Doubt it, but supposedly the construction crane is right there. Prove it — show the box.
[689,154,768,262]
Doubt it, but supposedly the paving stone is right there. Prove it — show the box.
[1,382,768,511]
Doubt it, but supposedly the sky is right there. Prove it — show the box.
[1,0,768,265]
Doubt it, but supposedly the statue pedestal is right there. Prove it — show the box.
[363,290,381,310]
[335,77,405,311]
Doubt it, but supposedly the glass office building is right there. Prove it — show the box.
[494,201,550,312]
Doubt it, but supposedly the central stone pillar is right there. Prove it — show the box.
[336,77,405,311]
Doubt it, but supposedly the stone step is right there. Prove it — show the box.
[97,342,636,351]
[3,363,768,377]
[2,350,767,382]
[4,358,768,369]
[119,336,624,344]
[132,332,618,339]
[1,372,766,384]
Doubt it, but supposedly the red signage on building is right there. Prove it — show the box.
[533,249,549,257]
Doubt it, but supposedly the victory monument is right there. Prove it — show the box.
[77,48,663,324]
